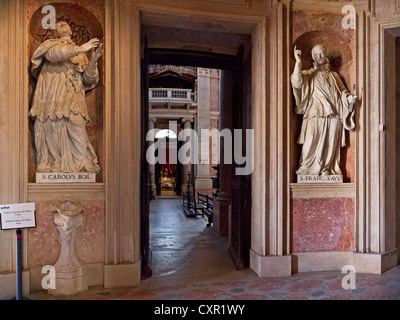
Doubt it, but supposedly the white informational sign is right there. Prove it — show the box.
[0,203,36,230]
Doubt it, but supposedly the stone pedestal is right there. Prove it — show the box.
[49,200,88,296]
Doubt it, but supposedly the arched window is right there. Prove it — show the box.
[155,129,177,139]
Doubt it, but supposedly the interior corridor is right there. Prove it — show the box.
[142,198,258,288]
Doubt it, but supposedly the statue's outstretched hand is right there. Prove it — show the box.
[90,43,103,64]
[79,38,100,54]
[347,94,357,105]
[294,45,302,64]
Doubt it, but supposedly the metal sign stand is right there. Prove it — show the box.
[0,203,36,300]
[11,229,30,300]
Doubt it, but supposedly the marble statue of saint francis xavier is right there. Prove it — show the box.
[291,44,357,176]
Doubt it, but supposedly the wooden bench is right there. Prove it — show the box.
[197,192,213,227]
[183,192,203,218]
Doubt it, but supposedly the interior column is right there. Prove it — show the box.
[195,68,213,190]
[148,118,157,195]
[182,118,193,184]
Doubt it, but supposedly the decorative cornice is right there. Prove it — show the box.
[27,183,106,201]
[290,183,356,198]
[289,0,369,13]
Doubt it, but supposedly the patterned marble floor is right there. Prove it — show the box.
[27,198,400,300]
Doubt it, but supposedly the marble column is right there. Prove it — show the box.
[213,70,232,236]
[182,118,193,184]
[0,0,29,299]
[104,0,141,288]
[148,118,157,194]
[195,68,213,190]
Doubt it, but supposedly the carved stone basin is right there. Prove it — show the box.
[53,200,82,216]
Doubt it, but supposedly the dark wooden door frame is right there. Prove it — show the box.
[140,36,152,278]
[229,46,251,269]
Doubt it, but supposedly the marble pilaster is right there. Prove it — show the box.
[182,118,193,184]
[195,68,213,190]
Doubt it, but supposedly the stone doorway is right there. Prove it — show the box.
[384,27,400,266]
[140,24,253,277]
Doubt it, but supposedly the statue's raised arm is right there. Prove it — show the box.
[294,45,302,64]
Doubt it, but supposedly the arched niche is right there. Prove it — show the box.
[28,3,105,183]
[293,30,353,76]
[29,2,103,46]
[290,31,354,183]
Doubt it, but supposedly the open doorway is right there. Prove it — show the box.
[154,129,180,196]
[140,21,253,279]
[384,27,400,266]
[149,64,197,197]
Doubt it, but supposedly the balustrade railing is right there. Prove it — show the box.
[149,88,197,103]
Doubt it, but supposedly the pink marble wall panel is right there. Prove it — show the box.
[27,201,60,268]
[75,200,105,264]
[27,200,105,268]
[291,198,355,253]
